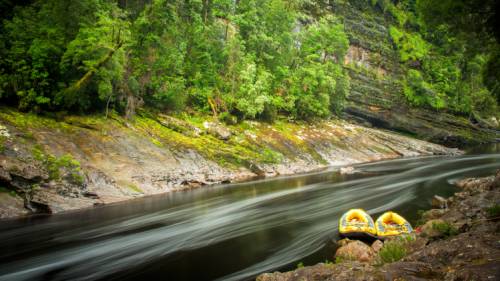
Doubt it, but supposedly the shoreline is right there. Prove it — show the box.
[1,108,459,219]
[0,153,451,222]
[257,170,500,281]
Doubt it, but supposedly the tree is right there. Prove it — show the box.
[287,16,350,119]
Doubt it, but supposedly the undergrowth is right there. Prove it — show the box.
[431,221,459,238]
[376,234,415,264]
[32,146,84,185]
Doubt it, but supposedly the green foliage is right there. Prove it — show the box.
[415,209,427,227]
[59,6,130,110]
[261,148,283,164]
[378,240,407,263]
[377,235,414,264]
[0,0,128,112]
[335,256,344,264]
[126,183,143,194]
[403,69,445,109]
[233,62,273,119]
[431,221,459,238]
[219,112,238,125]
[401,49,496,114]
[416,0,499,42]
[0,0,497,121]
[485,204,500,218]
[484,50,500,104]
[389,26,430,63]
[0,0,351,121]
[412,0,500,116]
[0,187,18,197]
[32,146,84,185]
[296,262,304,269]
[287,16,350,120]
[0,136,6,153]
[371,0,407,26]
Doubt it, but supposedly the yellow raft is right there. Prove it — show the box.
[339,209,377,238]
[375,211,413,238]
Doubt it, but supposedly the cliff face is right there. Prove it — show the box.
[0,108,455,218]
[332,1,499,146]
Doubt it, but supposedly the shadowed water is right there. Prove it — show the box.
[0,145,499,281]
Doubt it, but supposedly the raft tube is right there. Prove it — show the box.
[375,211,413,238]
[339,209,377,239]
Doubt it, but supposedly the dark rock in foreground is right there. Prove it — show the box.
[257,170,500,281]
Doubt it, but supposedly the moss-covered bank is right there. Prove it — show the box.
[0,107,456,219]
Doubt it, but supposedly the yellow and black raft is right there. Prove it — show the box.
[339,209,377,239]
[375,211,413,238]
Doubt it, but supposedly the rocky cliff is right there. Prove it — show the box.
[0,107,456,218]
[334,1,499,146]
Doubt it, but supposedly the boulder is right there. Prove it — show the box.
[371,240,384,253]
[420,219,450,239]
[0,167,12,182]
[493,170,500,189]
[340,166,356,175]
[489,117,499,128]
[203,121,232,140]
[82,191,99,199]
[335,240,375,263]
[422,208,446,220]
[157,114,202,137]
[337,238,352,247]
[0,124,10,137]
[0,192,29,219]
[456,176,495,192]
[431,195,448,209]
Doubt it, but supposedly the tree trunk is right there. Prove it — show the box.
[67,41,123,93]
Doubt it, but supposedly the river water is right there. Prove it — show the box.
[0,144,499,281]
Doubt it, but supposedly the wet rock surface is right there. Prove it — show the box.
[257,170,500,281]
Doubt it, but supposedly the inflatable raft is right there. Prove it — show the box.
[375,211,413,238]
[339,209,377,239]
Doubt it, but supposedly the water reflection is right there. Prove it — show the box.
[0,149,499,281]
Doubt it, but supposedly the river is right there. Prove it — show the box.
[0,144,499,281]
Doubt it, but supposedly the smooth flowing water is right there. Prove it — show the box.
[0,144,499,281]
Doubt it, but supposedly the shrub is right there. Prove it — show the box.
[431,221,459,237]
[415,209,427,226]
[389,26,429,62]
[404,69,446,110]
[378,239,407,264]
[377,235,415,264]
[219,111,238,125]
[485,204,500,218]
[147,77,187,112]
[0,136,6,153]
[335,256,346,264]
[32,147,84,185]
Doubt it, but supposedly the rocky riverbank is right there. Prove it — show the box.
[0,107,458,219]
[257,170,500,281]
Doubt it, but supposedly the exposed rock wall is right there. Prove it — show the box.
[333,1,499,146]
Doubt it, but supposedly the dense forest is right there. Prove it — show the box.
[0,0,498,122]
